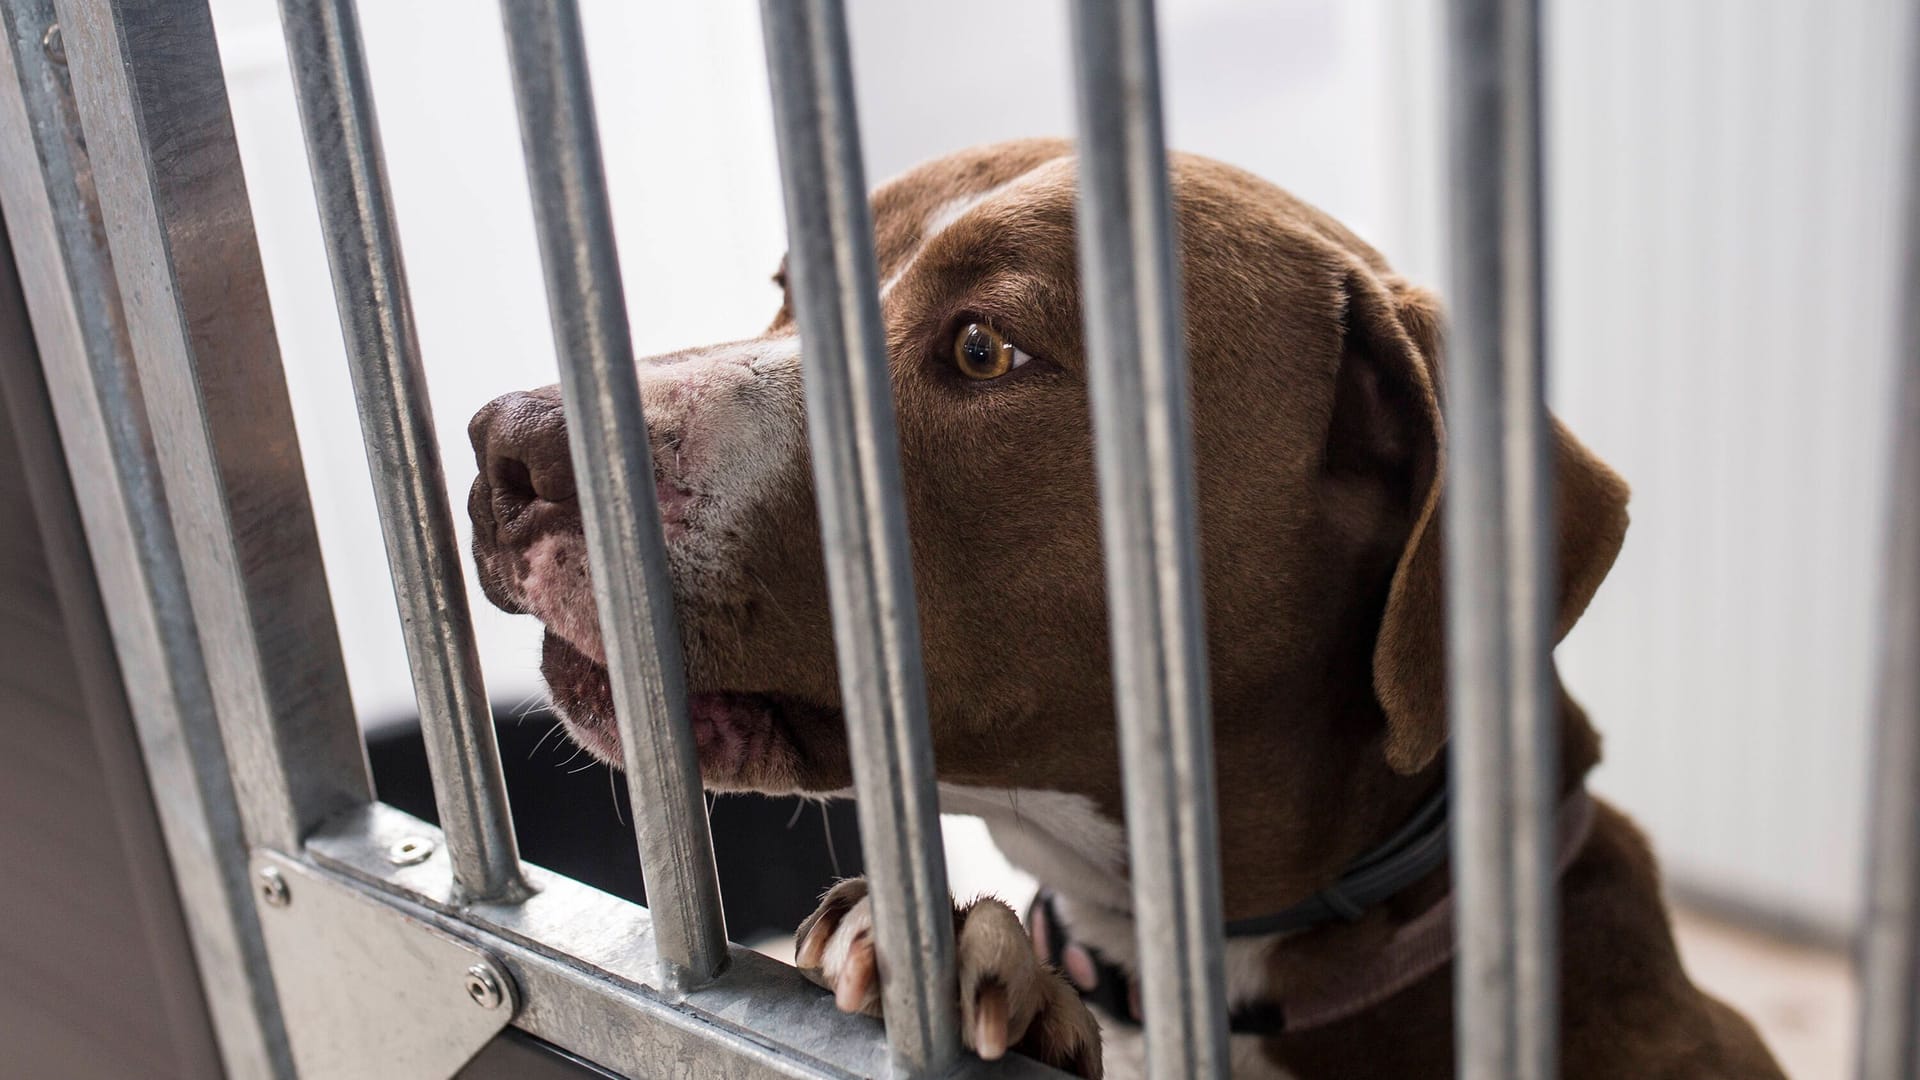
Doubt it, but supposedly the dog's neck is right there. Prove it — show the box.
[938,693,1440,923]
[942,683,1600,973]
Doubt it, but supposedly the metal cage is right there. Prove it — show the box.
[0,0,1914,1078]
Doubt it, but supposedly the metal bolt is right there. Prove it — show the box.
[464,964,505,1010]
[387,836,435,866]
[41,24,63,66]
[257,866,290,908]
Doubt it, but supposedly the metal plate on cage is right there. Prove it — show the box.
[251,850,518,1079]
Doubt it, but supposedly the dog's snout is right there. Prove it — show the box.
[470,389,575,513]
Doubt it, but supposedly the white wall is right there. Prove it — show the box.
[1539,0,1905,936]
[1377,0,1906,935]
[208,0,1903,933]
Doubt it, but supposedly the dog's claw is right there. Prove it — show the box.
[795,919,832,971]
[834,935,877,1013]
[795,878,1103,1078]
[973,982,1010,1060]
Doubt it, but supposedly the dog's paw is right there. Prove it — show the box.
[795,878,1103,1079]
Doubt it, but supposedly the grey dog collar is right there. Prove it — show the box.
[1029,775,1450,1037]
[1224,775,1452,937]
[1029,780,1599,1038]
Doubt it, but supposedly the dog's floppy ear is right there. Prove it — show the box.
[1340,270,1631,774]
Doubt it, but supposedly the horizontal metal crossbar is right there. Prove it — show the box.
[297,801,1067,1079]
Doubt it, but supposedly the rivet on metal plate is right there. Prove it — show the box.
[387,836,435,866]
[464,963,505,1010]
[257,866,290,908]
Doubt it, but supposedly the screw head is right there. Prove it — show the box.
[386,836,435,866]
[41,24,63,66]
[256,866,290,908]
[464,964,505,1010]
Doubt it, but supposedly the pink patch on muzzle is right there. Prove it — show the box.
[688,693,778,776]
[520,533,606,665]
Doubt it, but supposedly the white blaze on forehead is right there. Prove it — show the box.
[924,183,1007,236]
[880,176,1030,297]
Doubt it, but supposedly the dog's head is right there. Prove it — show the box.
[469,138,1627,820]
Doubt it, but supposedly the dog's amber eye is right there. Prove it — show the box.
[953,322,1032,380]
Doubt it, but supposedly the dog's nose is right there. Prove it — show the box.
[470,389,576,523]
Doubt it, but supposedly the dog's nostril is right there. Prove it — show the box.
[489,453,576,506]
[472,389,574,513]
[492,456,537,504]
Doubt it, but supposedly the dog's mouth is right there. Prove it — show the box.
[539,631,825,793]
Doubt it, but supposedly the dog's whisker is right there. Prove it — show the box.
[554,740,589,771]
[986,725,1032,833]
[744,566,789,621]
[608,763,625,826]
[821,801,841,879]
[528,721,564,761]
[785,797,807,830]
[509,688,545,720]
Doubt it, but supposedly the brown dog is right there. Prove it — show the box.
[467,139,1786,1078]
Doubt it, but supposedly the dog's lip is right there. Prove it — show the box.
[538,631,823,783]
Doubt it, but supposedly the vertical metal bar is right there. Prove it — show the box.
[756,2,959,1074]
[277,0,527,903]
[1856,6,1920,1076]
[1067,2,1230,1076]
[1441,0,1558,1078]
[0,4,291,1071]
[54,0,372,854]
[497,0,729,986]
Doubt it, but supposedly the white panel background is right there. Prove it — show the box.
[1541,0,1904,936]
[204,0,1904,935]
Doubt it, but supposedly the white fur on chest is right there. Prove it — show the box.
[937,784,1296,1079]
[938,783,1131,912]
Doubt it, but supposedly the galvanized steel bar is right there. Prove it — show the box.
[1855,5,1920,1075]
[277,0,527,903]
[304,802,1067,1080]
[1067,2,1230,1076]
[756,1,959,1073]
[0,3,291,1071]
[1440,1,1559,1078]
[54,0,372,855]
[498,0,728,986]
